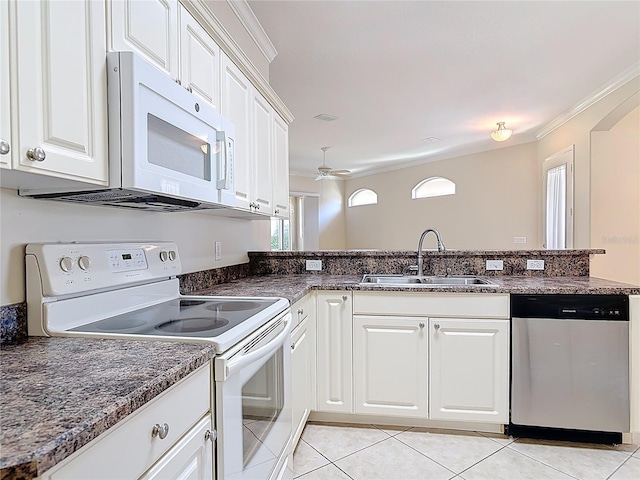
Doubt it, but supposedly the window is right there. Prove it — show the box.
[543,146,574,249]
[271,217,290,250]
[348,188,377,207]
[412,177,456,199]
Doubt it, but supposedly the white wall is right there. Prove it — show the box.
[0,188,270,305]
[343,142,539,250]
[290,175,346,249]
[538,77,640,248]
[590,104,640,285]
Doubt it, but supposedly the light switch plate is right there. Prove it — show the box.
[514,236,526,244]
[527,259,544,270]
[306,259,322,271]
[486,260,504,271]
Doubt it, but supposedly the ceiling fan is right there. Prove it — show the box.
[315,147,351,181]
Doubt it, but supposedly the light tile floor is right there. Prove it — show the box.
[293,422,640,480]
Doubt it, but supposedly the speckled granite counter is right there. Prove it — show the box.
[193,274,640,300]
[0,337,215,480]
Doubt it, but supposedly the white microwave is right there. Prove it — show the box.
[20,51,235,212]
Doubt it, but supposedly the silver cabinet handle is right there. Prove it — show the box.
[434,323,440,330]
[342,295,348,301]
[27,147,46,162]
[204,429,216,442]
[419,322,425,329]
[297,308,304,315]
[0,139,9,155]
[187,85,192,93]
[151,423,169,439]
[274,208,280,214]
[255,203,260,210]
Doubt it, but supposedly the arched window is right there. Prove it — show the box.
[412,177,456,199]
[348,188,378,207]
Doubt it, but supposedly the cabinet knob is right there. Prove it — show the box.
[297,308,304,315]
[419,322,425,329]
[0,139,10,155]
[274,208,280,214]
[342,295,348,301]
[255,203,260,210]
[26,147,46,162]
[187,85,193,93]
[434,323,440,330]
[151,423,170,440]
[204,429,216,442]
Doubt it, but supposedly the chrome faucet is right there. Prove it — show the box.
[416,228,446,276]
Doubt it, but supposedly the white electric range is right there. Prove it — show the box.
[26,242,293,480]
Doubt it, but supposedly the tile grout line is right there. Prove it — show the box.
[605,454,640,480]
[293,438,334,479]
[499,443,586,480]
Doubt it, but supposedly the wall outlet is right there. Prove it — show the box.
[306,259,322,271]
[527,259,545,270]
[486,260,504,271]
[514,236,526,244]
[215,241,222,261]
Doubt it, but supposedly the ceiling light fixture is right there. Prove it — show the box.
[490,122,513,142]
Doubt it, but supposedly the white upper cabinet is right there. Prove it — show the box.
[108,0,179,79]
[178,4,220,109]
[221,54,253,210]
[0,0,11,169]
[272,113,290,219]
[11,0,108,184]
[251,89,274,215]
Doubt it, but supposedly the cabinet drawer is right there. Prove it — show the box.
[46,364,211,480]
[353,292,509,318]
[292,293,313,327]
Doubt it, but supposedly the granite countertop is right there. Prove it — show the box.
[0,337,215,480]
[193,274,640,300]
[2,273,638,480]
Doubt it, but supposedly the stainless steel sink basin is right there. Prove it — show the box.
[360,274,496,286]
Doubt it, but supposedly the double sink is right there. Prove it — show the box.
[360,274,497,287]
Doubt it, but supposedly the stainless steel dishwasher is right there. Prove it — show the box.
[510,294,629,443]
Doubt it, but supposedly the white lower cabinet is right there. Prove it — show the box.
[316,291,353,413]
[290,314,316,445]
[140,416,214,480]
[42,365,213,480]
[429,318,510,423]
[353,315,428,417]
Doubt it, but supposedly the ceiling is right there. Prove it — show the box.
[247,1,640,178]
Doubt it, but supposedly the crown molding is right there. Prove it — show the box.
[536,62,640,139]
[183,1,293,123]
[226,0,278,63]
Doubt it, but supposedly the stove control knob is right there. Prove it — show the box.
[78,256,91,271]
[168,250,176,261]
[59,256,73,272]
[159,251,168,262]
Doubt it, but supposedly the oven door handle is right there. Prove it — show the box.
[219,315,292,380]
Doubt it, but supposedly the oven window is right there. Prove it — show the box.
[241,345,284,466]
[147,114,212,180]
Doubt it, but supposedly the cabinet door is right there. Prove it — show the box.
[108,0,178,79]
[316,292,353,413]
[252,90,274,215]
[291,315,313,447]
[221,54,252,210]
[14,0,108,183]
[429,318,509,423]
[272,113,290,219]
[140,416,214,480]
[178,5,220,109]
[354,316,428,417]
[0,0,10,169]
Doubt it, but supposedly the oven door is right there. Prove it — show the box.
[215,312,292,480]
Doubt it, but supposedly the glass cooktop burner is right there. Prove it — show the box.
[70,297,279,338]
[156,317,230,333]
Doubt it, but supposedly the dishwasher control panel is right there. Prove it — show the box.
[511,294,629,321]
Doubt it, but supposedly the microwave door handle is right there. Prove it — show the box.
[222,316,291,379]
[216,130,228,190]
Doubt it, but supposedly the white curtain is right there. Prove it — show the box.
[546,164,566,249]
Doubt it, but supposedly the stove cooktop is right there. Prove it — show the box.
[70,297,280,338]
